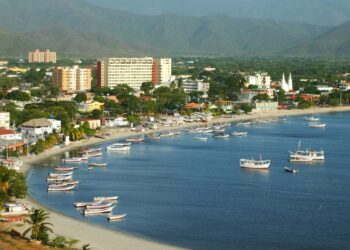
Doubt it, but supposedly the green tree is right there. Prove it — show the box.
[6,90,31,101]
[32,139,46,154]
[253,94,270,101]
[50,235,67,248]
[90,109,103,119]
[141,82,153,95]
[23,209,53,241]
[74,92,87,103]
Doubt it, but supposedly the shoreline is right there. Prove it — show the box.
[19,106,350,250]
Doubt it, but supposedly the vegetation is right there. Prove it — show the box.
[0,165,27,206]
[23,209,53,242]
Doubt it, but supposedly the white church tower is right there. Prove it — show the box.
[281,73,289,92]
[288,73,293,91]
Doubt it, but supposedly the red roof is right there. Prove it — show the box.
[0,128,16,136]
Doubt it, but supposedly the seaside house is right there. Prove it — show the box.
[78,101,104,113]
[0,158,23,171]
[0,203,29,222]
[253,101,279,112]
[104,117,129,127]
[0,128,22,140]
[80,118,101,129]
[21,118,61,143]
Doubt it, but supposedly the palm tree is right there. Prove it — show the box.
[23,209,53,241]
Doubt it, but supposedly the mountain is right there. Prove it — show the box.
[284,21,350,57]
[0,0,330,58]
[84,0,350,26]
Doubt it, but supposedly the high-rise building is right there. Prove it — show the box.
[52,66,92,92]
[0,112,10,129]
[28,49,57,63]
[97,57,172,90]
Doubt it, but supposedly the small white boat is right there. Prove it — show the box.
[284,167,299,174]
[48,180,79,188]
[88,162,107,167]
[48,171,73,177]
[213,133,230,139]
[147,134,161,140]
[83,152,103,158]
[107,143,131,152]
[85,148,102,154]
[194,137,208,141]
[62,157,83,163]
[202,129,213,134]
[55,166,75,172]
[47,175,73,182]
[74,201,101,208]
[309,122,326,128]
[237,122,252,126]
[305,116,320,121]
[48,184,76,192]
[160,132,175,137]
[94,196,119,202]
[240,157,271,169]
[86,202,114,210]
[125,137,144,143]
[231,131,248,136]
[84,206,115,215]
[108,213,127,221]
[289,141,325,162]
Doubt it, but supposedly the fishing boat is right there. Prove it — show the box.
[74,201,101,208]
[85,148,102,153]
[309,122,326,128]
[48,184,76,192]
[305,116,320,121]
[83,152,103,158]
[88,162,107,167]
[231,131,248,136]
[240,156,271,169]
[48,171,73,177]
[108,213,127,221]
[213,132,230,139]
[194,136,208,141]
[147,134,161,140]
[86,202,114,210]
[83,206,115,215]
[46,175,73,182]
[48,180,79,188]
[284,167,299,174]
[237,122,252,126]
[160,131,175,137]
[94,196,118,202]
[289,141,325,162]
[125,137,144,143]
[62,157,83,163]
[107,143,131,151]
[202,129,213,134]
[54,166,75,172]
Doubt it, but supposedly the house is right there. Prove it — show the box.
[0,203,29,222]
[0,128,22,140]
[104,117,129,127]
[0,158,23,171]
[21,118,61,143]
[80,119,101,129]
[78,101,104,113]
[254,102,278,112]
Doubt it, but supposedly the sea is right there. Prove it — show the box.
[27,112,350,250]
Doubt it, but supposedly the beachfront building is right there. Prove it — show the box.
[247,73,271,89]
[80,119,101,129]
[182,79,210,96]
[0,112,10,129]
[52,66,92,93]
[78,101,104,113]
[254,101,279,112]
[97,57,172,90]
[21,118,61,143]
[0,203,29,222]
[28,49,57,63]
[104,117,129,127]
[0,128,22,140]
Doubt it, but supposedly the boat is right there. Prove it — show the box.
[240,156,271,169]
[108,213,127,221]
[125,137,144,143]
[107,143,131,151]
[237,122,252,126]
[83,206,115,215]
[147,134,161,140]
[54,166,75,172]
[82,152,102,158]
[284,167,299,174]
[85,148,102,154]
[94,196,118,202]
[202,129,213,134]
[160,132,175,137]
[194,137,208,141]
[289,141,325,162]
[48,180,79,188]
[213,132,230,139]
[88,167,94,170]
[48,184,76,192]
[74,201,102,208]
[305,116,320,121]
[309,122,326,128]
[46,175,73,182]
[62,157,83,163]
[88,162,107,167]
[86,202,114,210]
[231,131,248,136]
[173,131,181,136]
[48,171,73,177]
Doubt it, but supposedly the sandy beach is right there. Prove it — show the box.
[19,106,350,250]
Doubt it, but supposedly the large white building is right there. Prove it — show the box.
[281,73,293,92]
[97,57,172,90]
[247,73,271,89]
[21,118,61,143]
[182,79,210,96]
[0,112,10,129]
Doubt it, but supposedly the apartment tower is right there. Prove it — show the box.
[52,66,92,92]
[28,49,57,63]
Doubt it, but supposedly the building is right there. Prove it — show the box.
[0,128,22,140]
[0,112,10,129]
[78,101,104,113]
[52,66,92,92]
[80,119,101,129]
[97,57,172,90]
[316,85,334,92]
[28,49,57,63]
[104,117,129,127]
[182,79,210,95]
[247,73,271,89]
[21,118,61,143]
[281,73,293,92]
[254,102,279,112]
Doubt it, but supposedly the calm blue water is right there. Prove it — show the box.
[28,112,350,250]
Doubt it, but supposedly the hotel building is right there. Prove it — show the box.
[52,66,92,92]
[97,57,172,90]
[28,49,57,63]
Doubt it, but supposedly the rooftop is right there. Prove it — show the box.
[21,118,52,128]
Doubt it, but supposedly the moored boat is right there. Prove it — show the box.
[237,122,252,126]
[94,196,118,202]
[83,206,114,215]
[86,202,114,210]
[147,134,161,140]
[194,136,208,141]
[46,175,73,182]
[107,143,131,151]
[108,213,127,221]
[289,141,325,162]
[48,184,76,192]
[82,152,103,158]
[309,122,326,128]
[125,137,144,143]
[231,131,248,136]
[160,131,175,137]
[213,132,230,139]
[305,116,320,121]
[240,157,271,169]
[48,171,73,177]
[54,166,75,172]
[62,157,83,163]
[88,162,107,167]
[284,167,299,174]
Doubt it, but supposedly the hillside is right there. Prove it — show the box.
[84,0,350,26]
[0,0,330,58]
[284,21,350,57]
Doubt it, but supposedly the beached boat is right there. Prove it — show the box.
[46,175,73,182]
[88,162,107,167]
[240,157,271,169]
[284,167,299,174]
[54,166,76,172]
[309,122,326,128]
[289,141,325,162]
[94,196,118,202]
[194,136,208,141]
[213,132,230,139]
[125,137,144,143]
[84,206,115,215]
[108,213,127,221]
[231,131,248,136]
[86,202,114,210]
[107,143,131,152]
[305,116,320,121]
[48,171,73,177]
[48,184,76,192]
